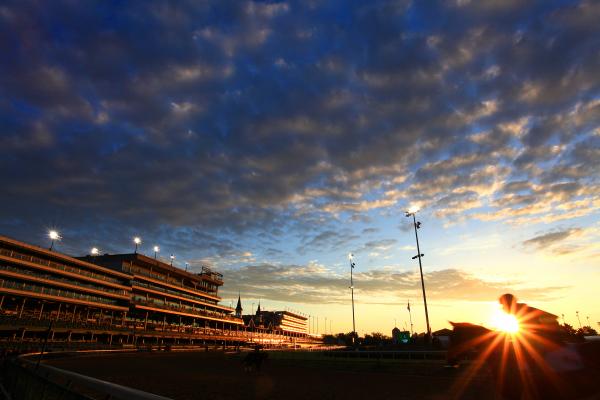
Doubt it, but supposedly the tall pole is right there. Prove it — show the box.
[349,254,357,345]
[408,299,414,335]
[407,210,431,338]
[576,311,582,329]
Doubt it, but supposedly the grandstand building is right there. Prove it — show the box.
[243,305,308,337]
[79,253,243,333]
[0,235,314,349]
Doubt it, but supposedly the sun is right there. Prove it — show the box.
[490,309,520,334]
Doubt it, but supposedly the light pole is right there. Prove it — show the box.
[576,311,582,329]
[133,237,141,253]
[408,299,414,335]
[170,254,175,266]
[349,253,357,345]
[405,206,431,338]
[48,230,60,251]
[153,245,159,259]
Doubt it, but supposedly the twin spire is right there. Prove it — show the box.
[234,293,261,318]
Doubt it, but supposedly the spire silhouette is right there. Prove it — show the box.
[235,293,243,318]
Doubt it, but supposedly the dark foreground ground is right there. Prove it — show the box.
[46,350,497,400]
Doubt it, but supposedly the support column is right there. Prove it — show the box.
[38,302,45,320]
[18,298,26,318]
[71,305,77,323]
[144,311,149,330]
[0,295,4,310]
[56,304,62,321]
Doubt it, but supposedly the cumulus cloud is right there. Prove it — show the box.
[0,0,598,264]
[220,263,566,304]
[522,227,587,255]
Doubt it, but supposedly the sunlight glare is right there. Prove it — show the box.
[490,309,520,334]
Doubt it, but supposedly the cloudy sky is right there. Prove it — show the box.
[1,0,599,334]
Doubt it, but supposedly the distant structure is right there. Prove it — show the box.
[432,328,452,348]
[392,327,401,344]
[392,327,410,344]
[235,294,243,318]
[242,302,308,338]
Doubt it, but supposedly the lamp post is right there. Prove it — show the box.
[48,230,60,251]
[576,311,582,329]
[170,254,175,266]
[153,246,159,259]
[405,206,431,339]
[349,253,357,345]
[133,237,141,253]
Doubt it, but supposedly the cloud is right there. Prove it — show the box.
[520,227,598,257]
[220,263,567,304]
[0,0,598,262]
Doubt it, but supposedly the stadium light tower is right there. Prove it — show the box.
[133,237,141,253]
[170,254,175,266]
[348,253,357,344]
[153,245,160,259]
[48,230,61,251]
[405,206,431,338]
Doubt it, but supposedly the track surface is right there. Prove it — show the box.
[47,351,497,400]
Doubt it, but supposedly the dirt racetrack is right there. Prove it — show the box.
[46,350,498,400]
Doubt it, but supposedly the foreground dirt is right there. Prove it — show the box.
[46,351,496,400]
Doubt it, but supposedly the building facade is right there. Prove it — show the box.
[243,307,308,337]
[0,235,314,348]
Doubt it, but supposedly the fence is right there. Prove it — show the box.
[1,355,172,400]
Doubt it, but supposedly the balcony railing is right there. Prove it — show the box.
[131,298,241,323]
[0,264,129,297]
[133,280,220,307]
[200,266,223,284]
[0,278,123,307]
[125,265,219,297]
[0,248,126,286]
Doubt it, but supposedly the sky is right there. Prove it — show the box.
[1,0,599,335]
